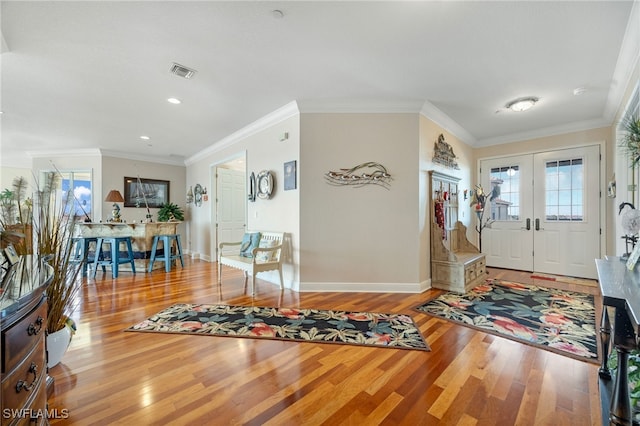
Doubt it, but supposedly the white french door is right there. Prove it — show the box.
[480,154,534,272]
[480,145,600,279]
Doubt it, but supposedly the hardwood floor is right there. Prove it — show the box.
[47,261,602,425]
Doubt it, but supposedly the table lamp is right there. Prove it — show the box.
[105,190,125,222]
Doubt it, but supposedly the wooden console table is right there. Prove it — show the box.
[1,256,53,425]
[77,222,180,272]
[596,257,640,425]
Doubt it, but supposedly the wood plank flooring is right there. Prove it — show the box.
[47,261,602,425]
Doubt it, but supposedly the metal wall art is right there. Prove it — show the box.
[325,162,392,189]
[433,134,459,169]
[194,184,204,206]
[248,172,256,202]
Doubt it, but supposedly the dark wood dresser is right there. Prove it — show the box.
[1,256,52,425]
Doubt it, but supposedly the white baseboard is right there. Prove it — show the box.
[298,279,432,293]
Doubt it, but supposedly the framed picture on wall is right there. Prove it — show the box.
[284,160,297,191]
[124,177,170,208]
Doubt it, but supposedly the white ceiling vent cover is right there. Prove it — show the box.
[169,63,197,79]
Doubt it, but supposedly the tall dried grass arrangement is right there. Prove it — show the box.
[32,172,83,334]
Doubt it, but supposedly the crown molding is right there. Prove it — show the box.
[419,100,477,146]
[27,148,103,158]
[474,117,611,147]
[296,98,424,113]
[185,101,300,165]
[604,1,640,122]
[1,31,9,54]
[99,149,186,166]
[20,148,185,167]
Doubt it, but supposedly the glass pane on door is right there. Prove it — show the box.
[489,166,520,221]
[544,158,583,221]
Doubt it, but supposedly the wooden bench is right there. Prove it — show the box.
[431,221,487,294]
[218,231,284,294]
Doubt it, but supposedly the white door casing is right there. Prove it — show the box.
[479,145,600,279]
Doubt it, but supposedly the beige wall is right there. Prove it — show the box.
[299,113,422,291]
[187,113,301,288]
[1,166,32,192]
[101,156,186,234]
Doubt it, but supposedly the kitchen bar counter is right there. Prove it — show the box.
[77,222,180,272]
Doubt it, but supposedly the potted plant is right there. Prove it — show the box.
[620,113,640,167]
[0,173,83,367]
[157,202,184,222]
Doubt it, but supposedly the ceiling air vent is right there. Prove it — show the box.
[169,63,197,79]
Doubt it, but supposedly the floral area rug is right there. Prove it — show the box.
[127,303,430,351]
[415,279,597,362]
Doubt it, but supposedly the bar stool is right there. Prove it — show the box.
[92,237,136,278]
[70,237,103,276]
[148,234,184,273]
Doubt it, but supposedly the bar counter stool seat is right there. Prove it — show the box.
[92,236,136,278]
[70,236,103,277]
[148,234,184,272]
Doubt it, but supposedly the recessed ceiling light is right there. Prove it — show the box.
[140,135,150,140]
[573,87,587,96]
[505,96,539,112]
[167,98,182,104]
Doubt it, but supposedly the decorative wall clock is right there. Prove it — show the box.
[256,170,274,199]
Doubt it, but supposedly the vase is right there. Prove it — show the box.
[47,325,72,368]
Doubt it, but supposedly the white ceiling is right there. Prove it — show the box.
[1,1,638,167]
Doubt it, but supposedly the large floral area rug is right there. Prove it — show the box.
[415,279,598,362]
[127,303,430,351]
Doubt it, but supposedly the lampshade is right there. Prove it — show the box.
[105,190,124,203]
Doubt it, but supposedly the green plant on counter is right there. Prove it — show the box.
[157,202,184,222]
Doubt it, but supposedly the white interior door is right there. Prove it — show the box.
[480,145,600,279]
[216,168,246,255]
[532,146,600,278]
[480,155,534,271]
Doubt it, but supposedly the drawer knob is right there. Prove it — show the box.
[15,362,38,393]
[27,316,44,335]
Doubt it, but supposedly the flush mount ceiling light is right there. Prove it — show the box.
[167,98,181,104]
[140,135,150,140]
[505,96,539,112]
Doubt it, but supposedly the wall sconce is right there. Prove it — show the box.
[105,189,125,222]
[186,186,194,204]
